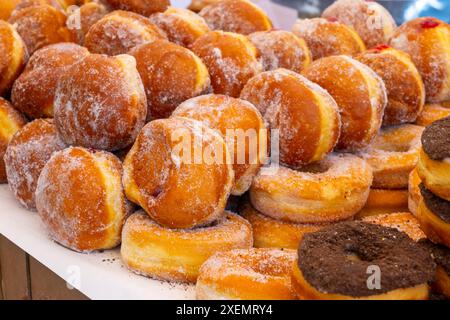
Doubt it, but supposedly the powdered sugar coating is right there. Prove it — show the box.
[103,0,169,16]
[66,2,108,45]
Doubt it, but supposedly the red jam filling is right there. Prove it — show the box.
[372,44,390,52]
[420,18,440,29]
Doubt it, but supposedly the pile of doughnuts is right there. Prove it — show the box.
[1,0,450,300]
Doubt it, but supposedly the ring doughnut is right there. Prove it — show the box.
[130,39,211,120]
[360,124,424,189]
[408,168,422,216]
[355,189,409,219]
[199,0,272,35]
[248,30,311,73]
[0,0,21,20]
[12,43,89,119]
[292,17,365,60]
[4,119,66,209]
[416,103,450,127]
[191,30,262,97]
[122,117,234,229]
[303,55,387,151]
[421,241,450,299]
[355,45,425,126]
[54,54,147,151]
[102,0,169,16]
[292,221,434,300]
[66,2,108,45]
[196,248,297,300]
[389,17,450,103]
[240,69,340,167]
[249,153,373,223]
[121,210,253,283]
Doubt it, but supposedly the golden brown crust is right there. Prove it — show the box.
[0,0,21,20]
[188,0,218,12]
[102,0,169,16]
[416,103,450,127]
[417,147,450,202]
[417,199,450,247]
[408,168,421,216]
[355,189,409,219]
[66,2,108,45]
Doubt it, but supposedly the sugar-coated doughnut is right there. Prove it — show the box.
[130,39,210,120]
[84,10,166,56]
[54,54,147,151]
[240,69,340,167]
[12,43,89,119]
[416,103,450,127]
[121,211,252,283]
[250,153,373,223]
[191,30,262,97]
[4,119,66,209]
[197,248,297,300]
[303,55,387,151]
[8,5,75,55]
[14,0,78,11]
[0,0,21,20]
[355,189,409,219]
[102,0,169,16]
[35,146,128,252]
[408,168,421,216]
[188,0,217,12]
[199,0,272,35]
[0,20,27,96]
[356,45,425,125]
[360,124,424,189]
[293,221,434,300]
[123,117,234,229]
[66,2,108,45]
[149,7,209,48]
[248,30,311,73]
[0,98,26,183]
[322,0,396,48]
[292,17,365,60]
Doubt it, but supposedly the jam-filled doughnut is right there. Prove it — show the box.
[123,117,234,229]
[389,17,450,103]
[35,146,128,252]
[149,7,209,48]
[416,103,450,127]
[191,30,262,97]
[292,221,435,300]
[66,2,108,45]
[355,189,409,219]
[130,40,210,120]
[0,98,26,183]
[0,0,20,20]
[240,69,340,167]
[356,45,425,125]
[417,116,450,201]
[12,43,89,119]
[248,30,311,73]
[360,124,424,189]
[0,20,27,96]
[292,17,365,60]
[199,0,272,35]
[8,5,75,55]
[121,211,252,283]
[197,248,297,300]
[408,168,422,216]
[303,55,386,151]
[54,54,147,151]
[102,0,169,16]
[84,10,166,56]
[4,119,66,209]
[250,153,373,223]
[322,0,396,48]
[173,94,266,195]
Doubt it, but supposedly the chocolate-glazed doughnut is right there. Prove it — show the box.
[420,241,450,298]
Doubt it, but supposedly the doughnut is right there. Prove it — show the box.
[35,146,128,252]
[172,94,266,195]
[149,7,209,48]
[122,117,234,229]
[84,10,166,56]
[416,103,450,127]
[361,212,426,242]
[8,5,75,55]
[292,17,365,60]
[188,0,217,12]
[0,0,21,20]
[355,189,409,219]
[292,221,434,300]
[360,124,424,189]
[408,168,422,216]
[121,211,252,283]
[0,20,27,96]
[240,202,327,250]
[191,30,262,97]
[199,0,272,35]
[322,0,396,48]
[355,45,425,126]
[240,69,340,167]
[102,0,169,16]
[417,116,450,201]
[421,241,450,299]
[54,54,147,151]
[11,43,89,119]
[66,2,108,45]
[303,55,386,151]
[130,39,210,120]
[389,17,450,103]
[0,98,26,183]
[12,0,76,11]
[196,248,297,300]
[249,153,373,223]
[248,30,311,73]
[4,119,66,209]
